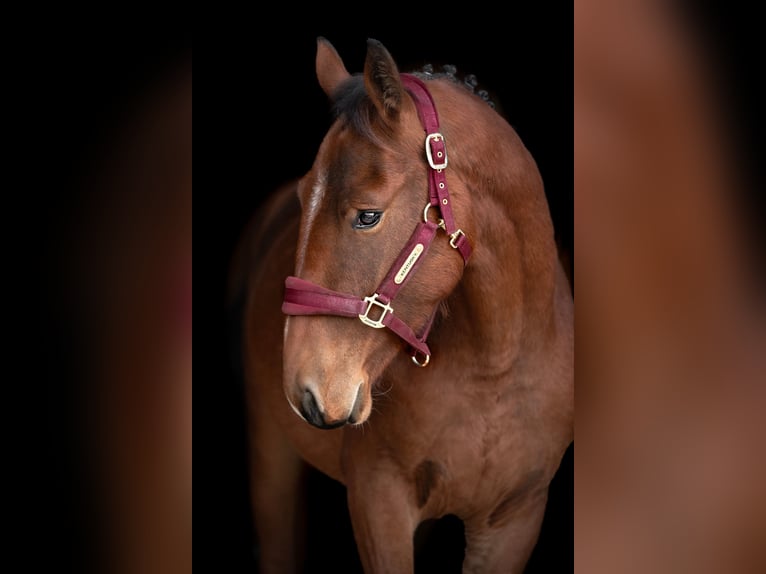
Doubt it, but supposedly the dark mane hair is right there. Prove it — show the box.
[331,64,499,144]
[413,63,498,110]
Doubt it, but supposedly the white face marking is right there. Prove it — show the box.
[295,169,327,270]
[285,169,326,344]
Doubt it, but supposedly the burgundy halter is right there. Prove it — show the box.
[281,74,472,367]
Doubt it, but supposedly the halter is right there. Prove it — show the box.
[281,74,472,367]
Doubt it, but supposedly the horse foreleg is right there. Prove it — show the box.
[249,413,307,574]
[347,474,417,574]
[462,492,548,574]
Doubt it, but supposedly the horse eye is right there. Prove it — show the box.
[353,210,382,229]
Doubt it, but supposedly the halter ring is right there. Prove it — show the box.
[411,351,431,367]
[423,203,446,230]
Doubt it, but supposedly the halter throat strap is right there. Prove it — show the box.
[282,73,472,366]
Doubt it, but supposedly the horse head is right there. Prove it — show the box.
[282,38,482,428]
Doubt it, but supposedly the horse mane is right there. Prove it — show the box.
[332,64,499,145]
[415,63,499,110]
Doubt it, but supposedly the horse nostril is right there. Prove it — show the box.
[300,389,322,426]
[299,388,347,430]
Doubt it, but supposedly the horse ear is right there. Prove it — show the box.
[363,38,403,121]
[316,37,351,99]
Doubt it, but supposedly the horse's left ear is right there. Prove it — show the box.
[364,39,403,122]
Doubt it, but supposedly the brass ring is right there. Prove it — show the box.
[412,352,430,367]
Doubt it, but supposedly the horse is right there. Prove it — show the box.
[231,37,573,573]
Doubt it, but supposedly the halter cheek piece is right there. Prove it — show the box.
[282,74,472,367]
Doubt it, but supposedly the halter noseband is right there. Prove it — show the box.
[281,74,472,367]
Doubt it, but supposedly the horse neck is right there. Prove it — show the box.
[435,111,561,376]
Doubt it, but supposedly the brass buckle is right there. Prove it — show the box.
[358,294,393,329]
[449,229,466,249]
[425,133,448,170]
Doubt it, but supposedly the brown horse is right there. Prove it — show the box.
[233,38,573,573]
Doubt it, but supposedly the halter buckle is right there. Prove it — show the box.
[425,133,448,170]
[359,294,393,329]
[449,229,466,249]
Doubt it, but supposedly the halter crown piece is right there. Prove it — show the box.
[281,74,472,367]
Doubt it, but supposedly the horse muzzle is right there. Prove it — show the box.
[288,375,369,429]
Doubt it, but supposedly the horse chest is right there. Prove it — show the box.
[351,373,541,515]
